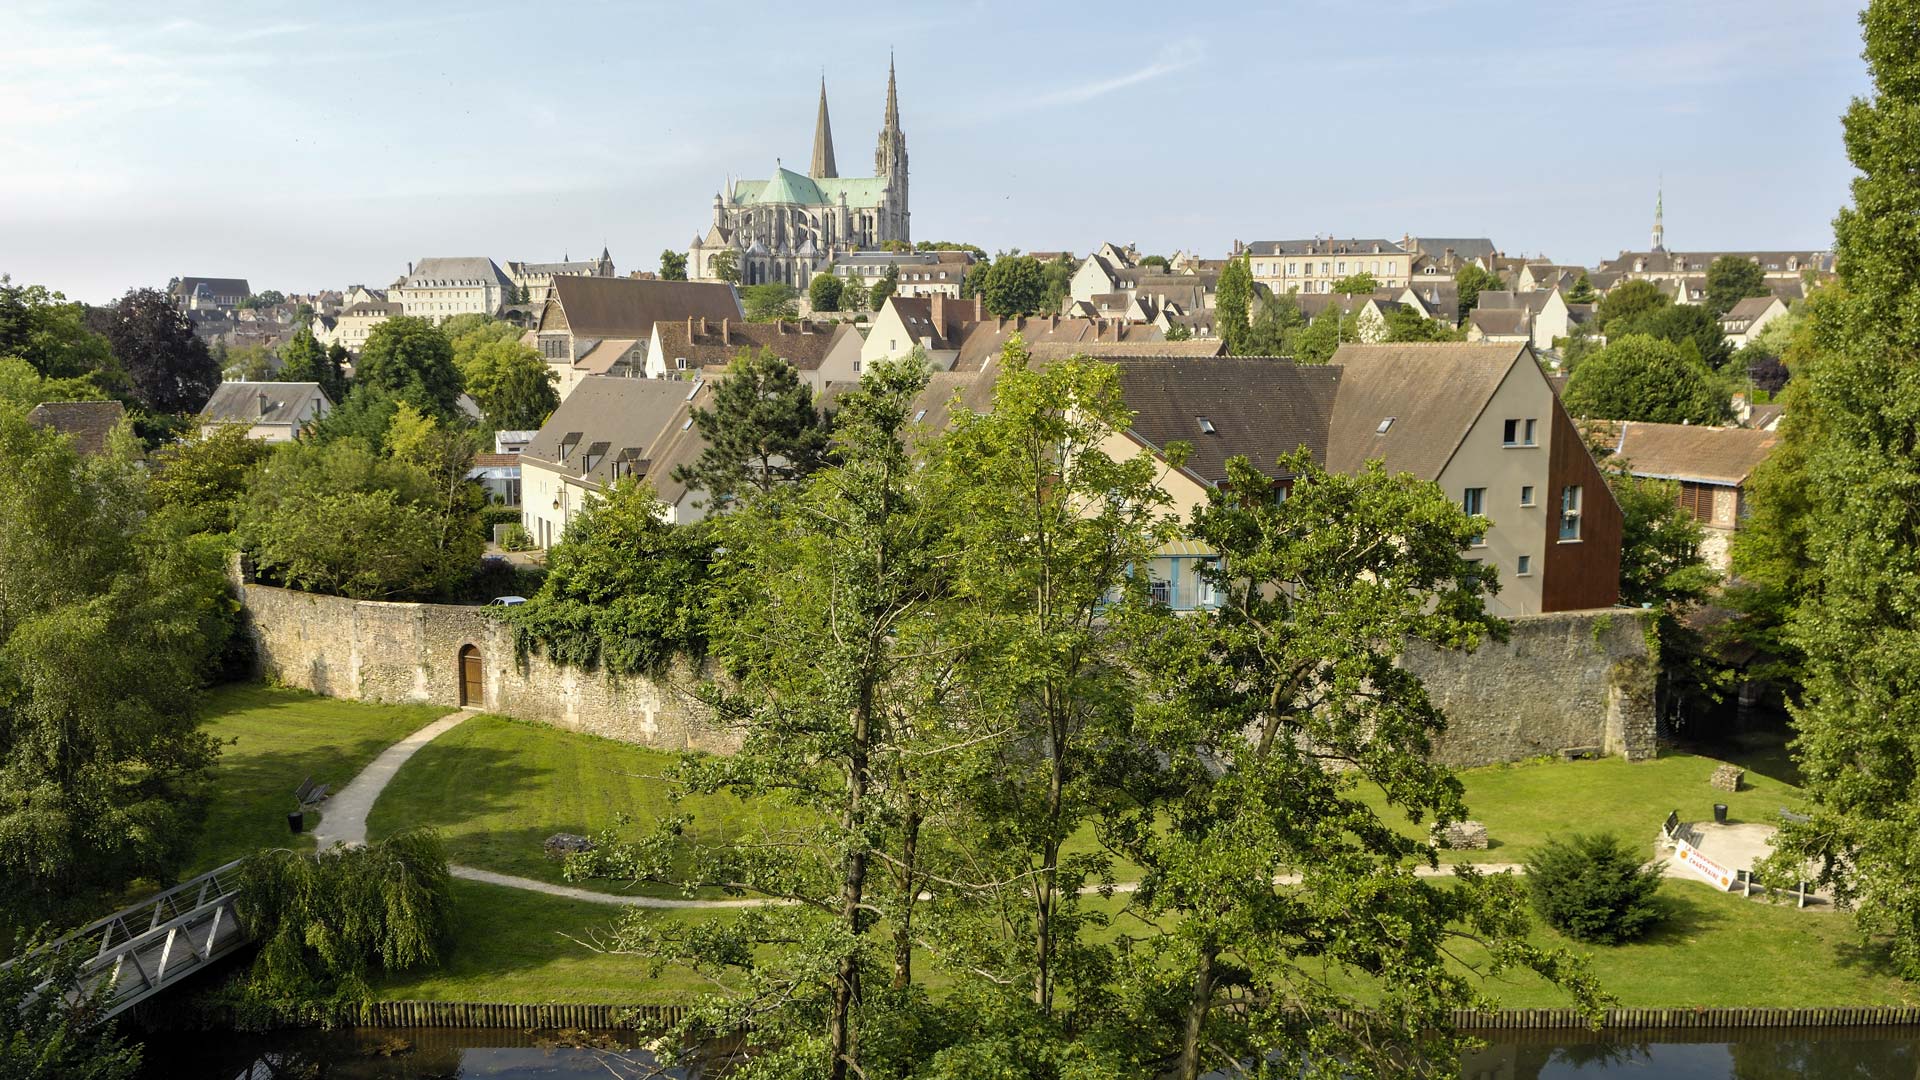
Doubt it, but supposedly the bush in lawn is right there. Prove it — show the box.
[1525,832,1664,944]
[500,523,533,551]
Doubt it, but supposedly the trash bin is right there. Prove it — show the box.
[1713,803,1729,825]
[288,811,305,834]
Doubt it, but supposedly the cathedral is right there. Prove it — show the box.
[688,62,909,288]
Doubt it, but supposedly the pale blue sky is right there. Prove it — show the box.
[0,0,1870,303]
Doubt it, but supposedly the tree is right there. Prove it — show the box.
[1328,270,1380,295]
[1609,471,1717,610]
[710,248,740,284]
[1566,271,1598,304]
[930,342,1179,1019]
[1526,833,1665,945]
[1215,255,1253,354]
[1115,452,1596,1079]
[0,277,119,383]
[100,287,220,413]
[354,315,463,420]
[961,260,991,300]
[307,383,402,448]
[222,342,275,381]
[456,336,558,430]
[981,256,1046,317]
[1243,289,1304,355]
[1040,253,1075,312]
[742,283,801,322]
[915,241,988,259]
[671,347,829,504]
[660,249,689,281]
[150,422,276,534]
[240,290,286,309]
[1705,255,1770,317]
[868,264,899,309]
[1455,264,1506,313]
[0,934,143,1079]
[1595,278,1670,332]
[808,271,845,312]
[277,324,326,384]
[507,480,715,675]
[1562,334,1727,424]
[1385,303,1465,342]
[1163,323,1193,341]
[322,343,350,401]
[1760,0,1920,977]
[1610,301,1735,370]
[1137,254,1169,270]
[569,358,954,1079]
[1292,303,1354,364]
[0,357,109,408]
[238,435,482,599]
[0,408,232,928]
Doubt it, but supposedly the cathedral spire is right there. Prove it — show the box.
[810,76,837,179]
[875,54,906,179]
[884,54,900,134]
[1651,182,1666,252]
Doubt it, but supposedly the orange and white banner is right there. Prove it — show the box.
[1674,838,1736,891]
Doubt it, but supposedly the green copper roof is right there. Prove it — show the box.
[732,169,889,209]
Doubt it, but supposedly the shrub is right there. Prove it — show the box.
[1525,832,1664,944]
[500,523,533,551]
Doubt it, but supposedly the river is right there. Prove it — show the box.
[135,1025,1920,1078]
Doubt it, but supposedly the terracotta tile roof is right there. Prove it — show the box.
[1612,421,1780,487]
[27,400,125,456]
[1025,339,1225,360]
[1324,342,1529,480]
[651,318,847,370]
[471,452,520,467]
[950,316,1161,371]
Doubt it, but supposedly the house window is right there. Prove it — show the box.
[1520,484,1535,507]
[1462,487,1486,546]
[1149,579,1172,607]
[675,357,687,370]
[1559,485,1583,541]
[1525,418,1537,445]
[1516,554,1532,576]
[1502,418,1539,447]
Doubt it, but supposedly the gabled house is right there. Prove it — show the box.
[1606,421,1780,572]
[1721,295,1789,349]
[28,401,126,456]
[172,277,250,313]
[532,277,743,400]
[862,294,989,369]
[198,381,333,442]
[646,316,863,390]
[519,377,716,547]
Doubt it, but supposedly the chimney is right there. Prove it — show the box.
[1048,313,1059,330]
[698,315,707,336]
[687,315,694,340]
[972,295,985,321]
[721,318,730,345]
[257,391,270,417]
[930,292,946,333]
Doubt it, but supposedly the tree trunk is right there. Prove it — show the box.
[1033,696,1066,1012]
[1177,942,1218,1080]
[893,804,920,989]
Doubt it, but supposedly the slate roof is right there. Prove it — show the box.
[1611,421,1780,487]
[1324,342,1529,479]
[1598,250,1834,276]
[200,381,332,426]
[1244,238,1408,257]
[27,401,125,456]
[543,277,742,340]
[522,378,699,488]
[1468,308,1532,337]
[1406,237,1497,262]
[1116,358,1341,484]
[1025,340,1226,361]
[1722,296,1782,326]
[403,258,513,289]
[176,277,251,301]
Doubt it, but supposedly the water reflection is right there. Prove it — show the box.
[1461,1028,1920,1079]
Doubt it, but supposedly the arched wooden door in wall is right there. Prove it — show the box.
[458,645,482,707]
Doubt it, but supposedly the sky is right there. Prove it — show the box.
[0,0,1874,303]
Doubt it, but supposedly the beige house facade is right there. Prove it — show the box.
[1243,238,1413,295]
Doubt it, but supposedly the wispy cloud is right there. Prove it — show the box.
[1031,37,1204,108]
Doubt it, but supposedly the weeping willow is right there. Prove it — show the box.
[235,828,453,1005]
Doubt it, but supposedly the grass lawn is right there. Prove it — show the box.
[365,713,801,894]
[1356,751,1807,866]
[371,879,726,1003]
[191,684,449,872]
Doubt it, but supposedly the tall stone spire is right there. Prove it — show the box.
[1651,184,1666,252]
[875,54,905,177]
[810,77,837,179]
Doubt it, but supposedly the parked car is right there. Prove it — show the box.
[488,596,527,607]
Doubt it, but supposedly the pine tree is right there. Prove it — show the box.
[671,347,829,505]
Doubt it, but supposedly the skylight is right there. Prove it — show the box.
[1376,417,1396,434]
[1197,417,1217,435]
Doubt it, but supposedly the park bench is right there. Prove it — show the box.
[294,776,330,807]
[1780,808,1811,826]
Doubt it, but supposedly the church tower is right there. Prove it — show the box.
[875,56,909,242]
[1650,186,1666,252]
[810,78,837,179]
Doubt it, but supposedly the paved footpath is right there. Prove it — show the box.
[310,708,474,850]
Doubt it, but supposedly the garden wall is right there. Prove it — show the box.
[1406,608,1658,767]
[236,580,738,753]
[235,573,1654,766]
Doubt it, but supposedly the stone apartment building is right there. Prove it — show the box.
[1241,237,1414,295]
[394,257,516,324]
[828,250,975,299]
[505,249,616,309]
[171,276,250,313]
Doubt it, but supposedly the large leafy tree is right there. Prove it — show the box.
[456,336,558,430]
[1561,334,1727,424]
[354,315,463,420]
[1328,270,1379,295]
[743,283,801,322]
[660,249,689,281]
[1762,0,1920,976]
[0,277,119,384]
[1215,255,1253,354]
[1609,301,1736,369]
[1114,453,1597,1079]
[1455,263,1506,313]
[981,255,1046,317]
[672,347,829,505]
[507,479,715,676]
[99,287,219,413]
[0,409,232,927]
[0,935,143,1079]
[238,435,481,599]
[710,249,740,284]
[150,422,276,534]
[808,272,844,312]
[1243,289,1305,354]
[1705,255,1770,317]
[1594,279,1669,332]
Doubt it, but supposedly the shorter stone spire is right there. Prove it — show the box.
[1651,182,1666,252]
[810,77,837,179]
